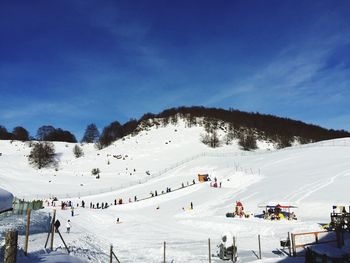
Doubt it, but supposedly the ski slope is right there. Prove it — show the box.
[1,120,350,262]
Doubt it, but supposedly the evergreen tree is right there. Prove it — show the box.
[81,123,100,143]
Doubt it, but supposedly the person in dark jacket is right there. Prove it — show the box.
[54,219,61,232]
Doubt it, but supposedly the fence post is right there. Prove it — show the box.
[288,232,292,256]
[291,233,296,256]
[208,238,211,263]
[163,241,166,263]
[50,209,56,250]
[24,208,31,256]
[110,245,113,263]
[4,230,18,263]
[232,236,237,262]
[258,235,262,259]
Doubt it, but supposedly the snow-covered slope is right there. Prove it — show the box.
[1,120,350,263]
[0,119,271,199]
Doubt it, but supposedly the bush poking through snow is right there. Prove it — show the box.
[91,168,100,177]
[73,145,84,158]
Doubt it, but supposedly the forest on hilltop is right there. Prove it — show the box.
[1,106,349,150]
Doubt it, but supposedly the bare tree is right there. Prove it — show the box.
[28,142,56,169]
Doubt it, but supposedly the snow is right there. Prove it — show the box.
[0,187,13,213]
[1,121,350,262]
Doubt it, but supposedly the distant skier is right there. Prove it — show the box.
[66,220,71,233]
[134,196,137,202]
[190,202,193,210]
[71,207,74,217]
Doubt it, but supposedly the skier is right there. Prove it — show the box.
[66,220,71,233]
[190,202,193,210]
[134,195,137,202]
[71,207,74,217]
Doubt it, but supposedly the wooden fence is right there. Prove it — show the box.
[291,231,337,256]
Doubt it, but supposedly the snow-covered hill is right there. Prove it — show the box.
[0,119,272,199]
[1,120,350,262]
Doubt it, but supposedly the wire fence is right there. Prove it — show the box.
[18,151,264,200]
[0,210,51,260]
[17,138,350,200]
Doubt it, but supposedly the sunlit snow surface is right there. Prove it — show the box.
[1,121,350,262]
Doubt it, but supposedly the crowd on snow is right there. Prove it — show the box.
[46,178,200,213]
[45,177,221,231]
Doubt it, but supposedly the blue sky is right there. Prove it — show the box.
[1,0,350,139]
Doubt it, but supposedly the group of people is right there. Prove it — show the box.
[54,218,71,234]
[89,201,109,209]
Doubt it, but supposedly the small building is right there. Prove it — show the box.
[198,174,210,182]
[0,187,14,214]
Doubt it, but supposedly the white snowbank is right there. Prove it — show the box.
[0,187,13,213]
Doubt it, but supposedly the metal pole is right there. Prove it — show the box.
[208,238,212,263]
[291,233,296,257]
[50,209,56,250]
[288,232,292,256]
[24,208,31,256]
[56,229,70,254]
[258,235,262,259]
[163,241,166,263]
